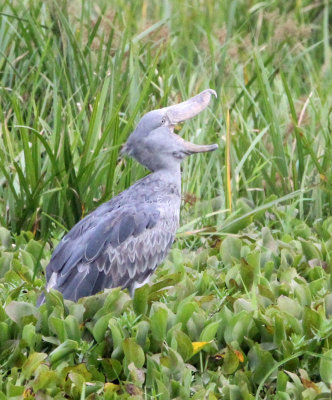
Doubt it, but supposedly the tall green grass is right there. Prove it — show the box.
[0,0,331,239]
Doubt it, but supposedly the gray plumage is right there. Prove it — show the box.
[37,89,217,305]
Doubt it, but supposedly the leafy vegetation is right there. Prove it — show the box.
[0,0,332,398]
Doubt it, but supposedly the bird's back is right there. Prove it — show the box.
[38,172,181,304]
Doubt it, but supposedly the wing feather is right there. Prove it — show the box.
[41,202,176,303]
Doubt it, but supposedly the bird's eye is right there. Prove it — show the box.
[161,117,166,125]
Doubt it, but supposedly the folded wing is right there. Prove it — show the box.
[38,203,175,303]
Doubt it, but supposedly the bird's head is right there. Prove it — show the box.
[121,89,218,172]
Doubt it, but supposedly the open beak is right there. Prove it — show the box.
[174,135,218,154]
[162,89,217,125]
[163,89,218,154]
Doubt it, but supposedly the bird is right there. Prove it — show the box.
[37,89,218,305]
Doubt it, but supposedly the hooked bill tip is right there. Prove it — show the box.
[207,89,217,98]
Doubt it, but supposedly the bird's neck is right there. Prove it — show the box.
[151,165,182,193]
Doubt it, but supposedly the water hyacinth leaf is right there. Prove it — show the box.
[221,347,239,375]
[277,296,302,319]
[32,370,59,392]
[49,339,78,365]
[174,330,193,361]
[0,227,11,248]
[192,341,211,356]
[248,343,276,384]
[199,320,220,342]
[5,301,38,325]
[302,307,321,338]
[63,364,93,381]
[276,371,289,392]
[80,292,109,320]
[150,304,168,342]
[0,322,9,343]
[108,319,124,350]
[319,349,332,384]
[309,277,326,296]
[0,305,7,322]
[262,227,278,254]
[133,284,150,315]
[64,315,81,342]
[156,379,170,400]
[6,384,24,397]
[220,236,242,266]
[239,261,254,290]
[301,241,322,261]
[22,323,36,349]
[68,371,85,393]
[135,320,150,348]
[101,359,122,381]
[0,253,13,278]
[49,316,67,342]
[101,289,131,317]
[325,293,332,318]
[224,312,253,345]
[274,315,286,346]
[92,312,112,343]
[295,284,312,307]
[149,272,182,294]
[123,338,145,369]
[175,301,196,326]
[19,250,35,271]
[128,361,145,385]
[22,352,47,379]
[104,382,121,396]
[44,289,65,310]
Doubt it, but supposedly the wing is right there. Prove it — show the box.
[40,202,176,303]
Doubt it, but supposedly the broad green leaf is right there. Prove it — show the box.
[49,316,67,342]
[325,293,332,318]
[5,301,38,324]
[192,341,211,356]
[108,319,124,350]
[175,300,196,326]
[220,236,242,266]
[302,307,321,338]
[133,284,150,315]
[0,227,11,248]
[22,352,47,379]
[221,347,239,375]
[22,323,36,349]
[101,359,122,381]
[49,339,78,365]
[200,320,220,342]
[174,330,193,361]
[32,370,59,392]
[224,312,254,344]
[64,315,81,342]
[6,384,24,397]
[0,322,9,342]
[248,343,276,384]
[123,338,145,369]
[319,349,332,384]
[150,304,168,342]
[92,312,112,343]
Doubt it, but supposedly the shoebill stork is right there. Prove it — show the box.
[37,89,217,305]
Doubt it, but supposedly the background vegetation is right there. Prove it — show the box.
[0,0,332,398]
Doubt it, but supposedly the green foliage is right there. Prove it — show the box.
[1,213,332,398]
[1,0,332,236]
[1,0,332,398]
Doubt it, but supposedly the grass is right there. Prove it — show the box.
[0,0,332,398]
